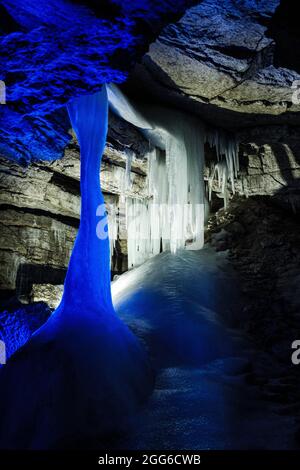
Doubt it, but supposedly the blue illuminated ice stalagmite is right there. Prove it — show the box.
[62,86,112,313]
[0,86,153,450]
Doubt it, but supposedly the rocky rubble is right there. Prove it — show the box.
[207,197,300,345]
[206,196,300,413]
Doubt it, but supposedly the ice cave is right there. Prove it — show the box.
[1,0,300,460]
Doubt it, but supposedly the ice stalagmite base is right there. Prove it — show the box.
[0,87,153,450]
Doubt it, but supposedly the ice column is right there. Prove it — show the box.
[61,86,113,312]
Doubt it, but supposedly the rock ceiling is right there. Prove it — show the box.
[125,0,300,129]
[1,0,300,160]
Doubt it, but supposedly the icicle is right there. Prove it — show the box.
[126,197,151,268]
[108,85,239,268]
[205,127,239,207]
[107,202,118,269]
[126,111,205,267]
[107,84,153,130]
[118,148,134,207]
[125,148,133,190]
[208,161,229,208]
[148,147,170,256]
[156,109,205,253]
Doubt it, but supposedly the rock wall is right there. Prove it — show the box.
[2,116,300,303]
[204,125,300,212]
[207,196,300,360]
[0,116,148,301]
[236,126,300,209]
[124,0,300,129]
[2,0,300,307]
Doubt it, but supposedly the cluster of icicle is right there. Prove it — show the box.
[206,129,239,209]
[107,85,239,269]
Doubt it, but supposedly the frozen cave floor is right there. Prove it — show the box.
[112,247,298,450]
[0,247,298,449]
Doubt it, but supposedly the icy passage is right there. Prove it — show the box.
[112,248,295,450]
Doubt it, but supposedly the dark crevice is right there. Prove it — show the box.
[209,44,255,60]
[0,204,80,228]
[266,0,300,74]
[102,152,147,177]
[0,5,21,34]
[209,35,274,102]
[16,263,66,298]
[49,171,81,196]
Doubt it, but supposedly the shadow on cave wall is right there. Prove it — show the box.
[15,264,66,302]
[122,57,300,132]
[267,0,300,75]
[270,139,300,213]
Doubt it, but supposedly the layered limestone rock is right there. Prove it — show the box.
[236,126,300,209]
[0,209,76,295]
[0,116,148,299]
[2,0,300,305]
[205,124,300,210]
[125,0,300,128]
[2,120,300,300]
